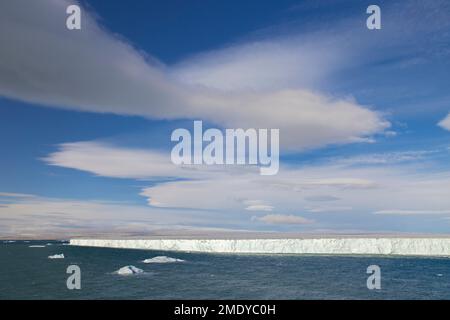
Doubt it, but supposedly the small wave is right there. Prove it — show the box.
[142,256,185,264]
[48,254,64,259]
[115,265,144,275]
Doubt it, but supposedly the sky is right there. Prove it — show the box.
[1,0,450,238]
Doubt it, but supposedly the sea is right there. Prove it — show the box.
[1,240,450,299]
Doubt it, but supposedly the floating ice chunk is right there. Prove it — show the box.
[29,245,46,248]
[436,274,443,277]
[116,265,144,275]
[3,240,15,243]
[48,254,64,259]
[142,256,185,264]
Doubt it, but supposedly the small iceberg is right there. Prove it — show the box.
[3,240,16,243]
[142,256,185,264]
[115,265,144,275]
[48,254,64,259]
[29,245,46,248]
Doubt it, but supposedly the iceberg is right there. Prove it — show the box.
[48,254,64,259]
[142,256,185,263]
[116,265,144,275]
[70,238,450,257]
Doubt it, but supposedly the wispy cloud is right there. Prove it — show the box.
[0,192,36,198]
[2,0,450,237]
[306,206,352,213]
[171,37,345,91]
[43,140,450,224]
[330,150,436,166]
[375,210,450,216]
[0,194,258,238]
[243,200,275,212]
[0,0,389,152]
[438,114,450,131]
[43,141,185,180]
[257,214,313,225]
[43,141,255,180]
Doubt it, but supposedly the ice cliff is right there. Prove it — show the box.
[69,238,450,256]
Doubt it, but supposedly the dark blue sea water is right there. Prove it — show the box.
[1,240,450,299]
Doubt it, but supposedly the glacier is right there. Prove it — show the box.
[69,238,450,257]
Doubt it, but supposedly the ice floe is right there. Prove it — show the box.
[115,265,144,275]
[142,256,185,263]
[29,245,46,248]
[48,254,64,259]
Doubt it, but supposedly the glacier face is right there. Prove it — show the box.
[69,238,450,256]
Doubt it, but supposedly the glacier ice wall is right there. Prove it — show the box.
[69,238,450,256]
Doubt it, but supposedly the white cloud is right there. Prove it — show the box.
[306,206,353,213]
[0,195,258,238]
[374,210,450,215]
[0,192,36,198]
[44,142,185,179]
[4,1,450,236]
[44,141,450,223]
[257,214,313,225]
[43,141,255,180]
[245,205,274,212]
[438,114,450,131]
[2,139,448,235]
[332,151,435,166]
[0,0,389,152]
[305,195,340,202]
[171,37,345,91]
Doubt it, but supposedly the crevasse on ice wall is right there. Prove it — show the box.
[69,238,450,256]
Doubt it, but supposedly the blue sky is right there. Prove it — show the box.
[1,0,450,238]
